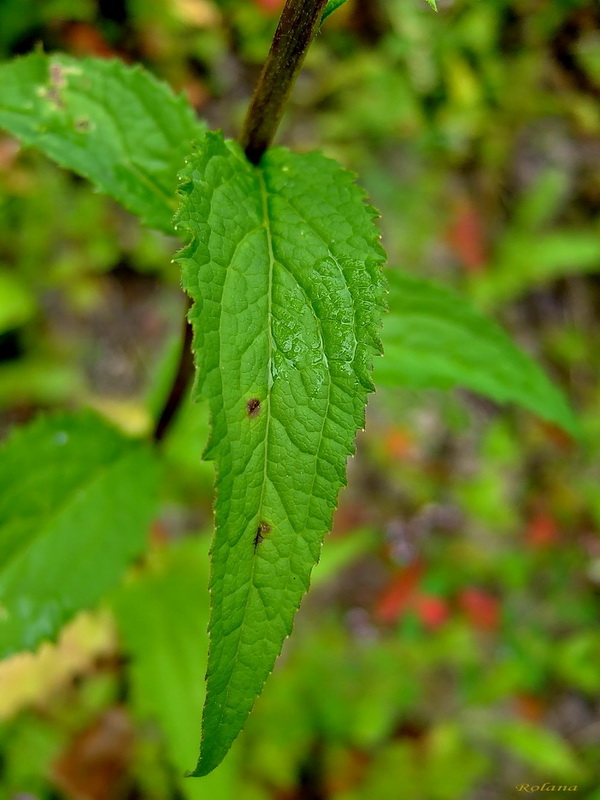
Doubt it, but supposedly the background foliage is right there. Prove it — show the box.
[1,0,600,797]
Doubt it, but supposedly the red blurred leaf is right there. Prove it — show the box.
[332,500,371,535]
[458,587,500,631]
[535,419,575,449]
[526,511,559,549]
[446,200,488,273]
[413,593,449,629]
[252,0,285,15]
[514,693,546,722]
[374,562,424,624]
[149,519,170,546]
[0,136,20,170]
[183,78,211,112]
[383,426,416,461]
[62,22,118,59]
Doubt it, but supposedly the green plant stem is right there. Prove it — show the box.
[239,0,329,164]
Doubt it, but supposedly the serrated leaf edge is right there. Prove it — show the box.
[173,133,387,775]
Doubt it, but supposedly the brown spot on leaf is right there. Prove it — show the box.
[253,521,271,550]
[246,398,261,418]
[50,63,66,90]
[45,63,67,108]
[75,117,91,132]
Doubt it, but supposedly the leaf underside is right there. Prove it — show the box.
[378,270,578,436]
[175,132,386,775]
[0,411,159,658]
[0,52,206,232]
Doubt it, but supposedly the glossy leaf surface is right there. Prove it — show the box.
[175,132,386,775]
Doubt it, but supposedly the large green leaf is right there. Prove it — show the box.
[0,52,205,232]
[175,131,386,775]
[0,411,159,658]
[377,270,578,436]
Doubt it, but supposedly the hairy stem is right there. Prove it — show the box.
[239,0,328,164]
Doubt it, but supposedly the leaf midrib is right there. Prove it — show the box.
[256,168,275,524]
[203,167,277,751]
[205,162,339,748]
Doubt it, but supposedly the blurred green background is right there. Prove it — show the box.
[1,0,600,797]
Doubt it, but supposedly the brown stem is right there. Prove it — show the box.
[154,0,327,442]
[239,0,329,164]
[153,300,194,442]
